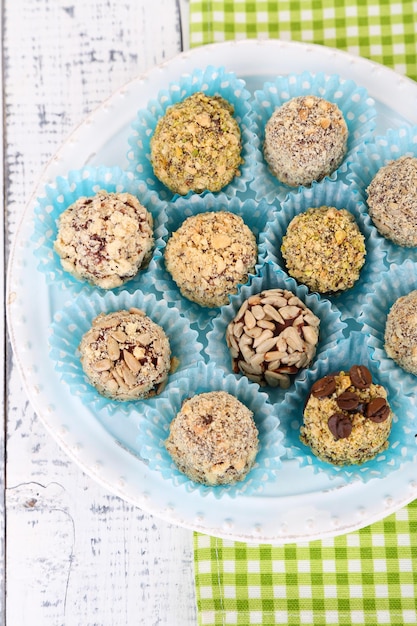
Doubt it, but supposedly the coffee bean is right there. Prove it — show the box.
[349,364,372,389]
[328,413,352,440]
[366,397,390,423]
[311,375,336,398]
[336,391,360,411]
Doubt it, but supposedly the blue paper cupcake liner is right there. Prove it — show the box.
[361,259,417,396]
[260,178,388,321]
[49,289,204,415]
[32,165,168,295]
[150,192,273,333]
[205,260,347,405]
[126,65,256,201]
[250,71,377,203]
[346,125,417,265]
[284,331,416,483]
[138,361,287,498]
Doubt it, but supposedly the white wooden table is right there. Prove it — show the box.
[3,1,198,624]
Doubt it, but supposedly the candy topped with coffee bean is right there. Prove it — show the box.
[300,365,393,466]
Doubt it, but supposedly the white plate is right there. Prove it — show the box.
[7,40,417,544]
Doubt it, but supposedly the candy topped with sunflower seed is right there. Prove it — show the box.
[79,308,172,401]
[226,288,320,389]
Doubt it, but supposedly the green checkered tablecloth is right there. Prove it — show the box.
[189,2,417,625]
[194,501,417,625]
[189,0,417,81]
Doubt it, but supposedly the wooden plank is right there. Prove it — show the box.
[7,482,197,625]
[0,0,5,621]
[4,1,197,623]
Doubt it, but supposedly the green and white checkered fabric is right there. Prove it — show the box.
[194,500,417,625]
[189,0,417,81]
[190,4,417,624]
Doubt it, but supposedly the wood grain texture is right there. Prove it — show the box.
[7,482,196,625]
[4,1,197,624]
[0,1,5,622]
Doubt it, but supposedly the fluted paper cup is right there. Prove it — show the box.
[49,289,203,415]
[250,71,377,203]
[150,192,273,332]
[127,65,256,201]
[260,178,387,320]
[32,165,168,294]
[361,259,417,396]
[283,331,416,482]
[138,361,287,498]
[347,125,417,264]
[206,260,346,405]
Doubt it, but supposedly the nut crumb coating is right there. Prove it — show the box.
[385,290,417,375]
[150,92,243,195]
[281,206,366,294]
[264,95,348,187]
[165,391,259,486]
[54,190,154,289]
[366,156,417,247]
[165,211,257,307]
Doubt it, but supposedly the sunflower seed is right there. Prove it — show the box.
[107,336,121,361]
[123,349,141,374]
[92,358,112,372]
